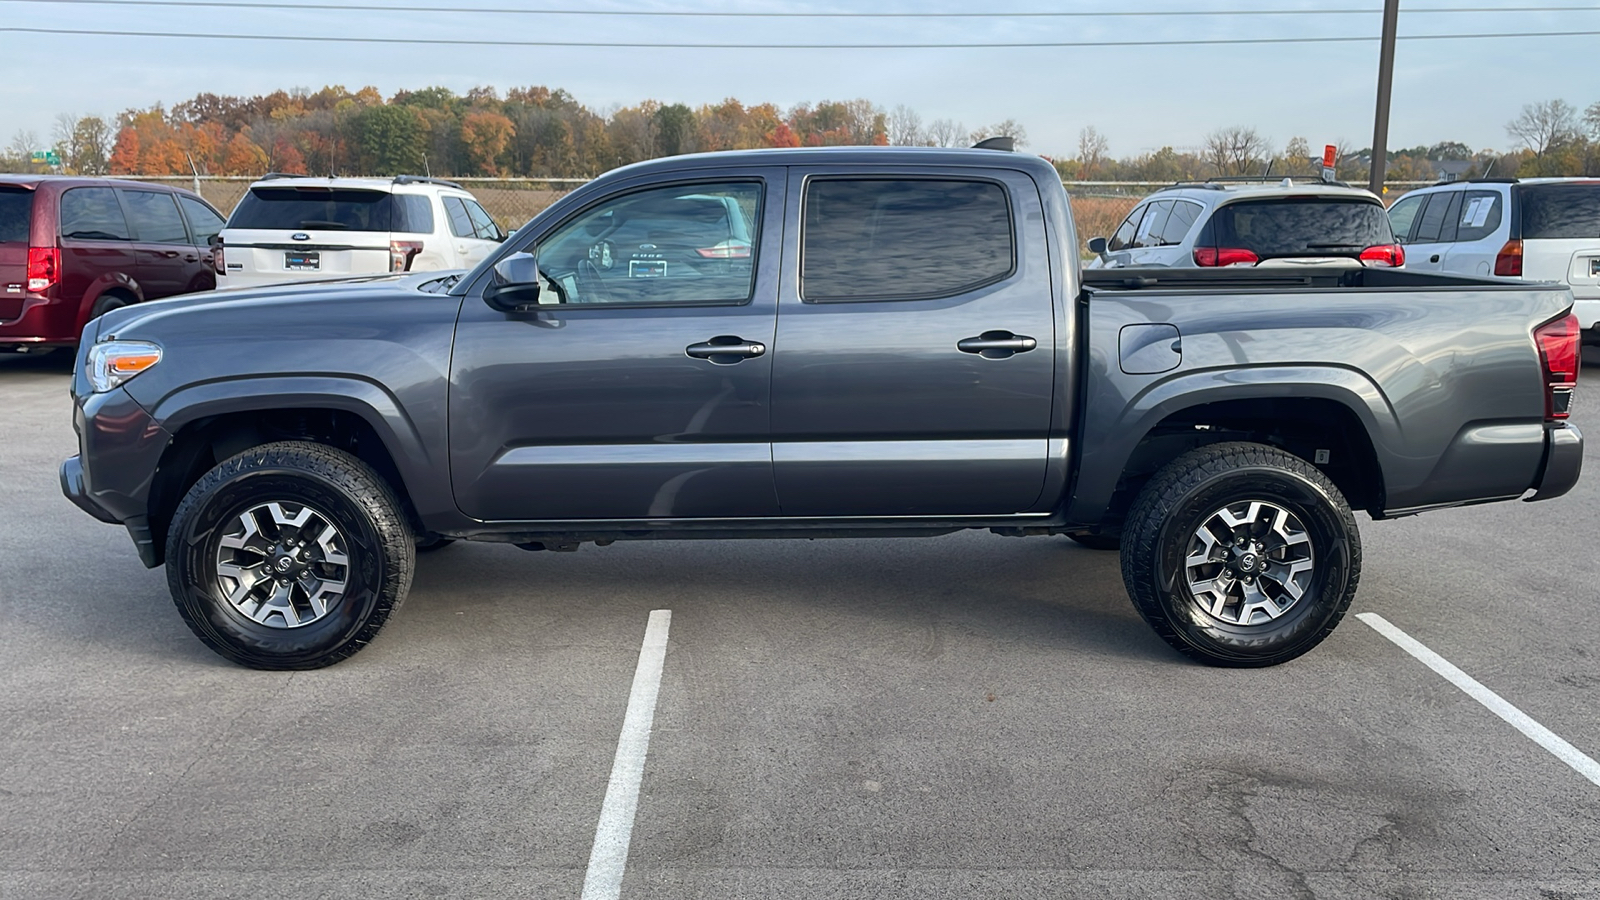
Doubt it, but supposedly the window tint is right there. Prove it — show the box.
[1435,192,1463,243]
[802,178,1013,302]
[229,187,394,232]
[394,194,434,234]
[442,196,475,238]
[1454,191,1504,243]
[1107,206,1145,252]
[1200,198,1393,259]
[60,187,131,241]
[1412,193,1451,243]
[537,181,762,306]
[464,198,503,241]
[178,195,225,245]
[1387,193,1425,243]
[1131,201,1174,249]
[1519,183,1600,239]
[0,188,31,243]
[121,190,190,243]
[1162,200,1203,245]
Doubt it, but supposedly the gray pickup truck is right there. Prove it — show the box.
[60,147,1583,671]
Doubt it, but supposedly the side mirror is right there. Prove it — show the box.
[484,252,545,312]
[1087,237,1108,259]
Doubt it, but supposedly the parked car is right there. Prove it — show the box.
[1387,178,1600,343]
[62,147,1580,672]
[215,175,506,289]
[0,175,225,351]
[1087,179,1404,269]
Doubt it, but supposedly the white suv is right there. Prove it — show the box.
[215,175,507,289]
[1087,179,1402,269]
[1387,178,1600,341]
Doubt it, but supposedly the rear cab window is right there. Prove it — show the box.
[1197,197,1394,260]
[801,177,1014,302]
[1519,183,1600,239]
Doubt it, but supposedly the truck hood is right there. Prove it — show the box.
[93,271,462,341]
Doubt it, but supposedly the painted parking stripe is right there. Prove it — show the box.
[580,609,673,900]
[1358,612,1600,789]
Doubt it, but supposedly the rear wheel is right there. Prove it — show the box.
[90,292,129,320]
[1121,442,1361,667]
[165,441,415,670]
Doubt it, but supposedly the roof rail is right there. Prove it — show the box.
[1154,174,1354,193]
[258,172,313,181]
[393,174,464,189]
[971,136,1015,152]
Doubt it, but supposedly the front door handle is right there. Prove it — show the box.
[686,335,767,365]
[957,331,1038,359]
[1430,254,1441,263]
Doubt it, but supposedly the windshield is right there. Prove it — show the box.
[1201,198,1394,258]
[1519,183,1600,239]
[229,187,396,231]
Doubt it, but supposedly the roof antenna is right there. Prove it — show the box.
[424,154,431,177]
[972,136,1015,152]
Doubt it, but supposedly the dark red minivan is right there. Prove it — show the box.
[1,175,226,351]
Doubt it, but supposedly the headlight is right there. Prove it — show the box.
[87,340,162,393]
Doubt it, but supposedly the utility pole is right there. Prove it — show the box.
[1367,0,1400,195]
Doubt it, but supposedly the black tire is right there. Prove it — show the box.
[90,292,129,320]
[1120,441,1361,667]
[165,441,415,670]
[415,535,456,552]
[1068,533,1122,551]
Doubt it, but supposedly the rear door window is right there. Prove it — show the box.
[1411,193,1452,243]
[121,190,190,243]
[1519,183,1600,239]
[801,178,1014,302]
[463,198,504,241]
[0,187,31,243]
[177,195,225,245]
[228,187,394,232]
[442,196,475,238]
[1454,191,1503,243]
[1202,198,1394,259]
[60,187,132,241]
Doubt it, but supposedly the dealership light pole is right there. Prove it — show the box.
[1368,0,1401,195]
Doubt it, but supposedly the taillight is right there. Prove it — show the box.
[1534,312,1579,420]
[1193,247,1259,267]
[1359,244,1405,267]
[212,238,225,276]
[695,241,752,259]
[26,246,59,294]
[390,240,423,272]
[1494,239,1523,277]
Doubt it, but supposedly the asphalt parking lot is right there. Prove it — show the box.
[2,350,1598,900]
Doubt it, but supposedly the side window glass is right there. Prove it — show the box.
[1454,191,1503,242]
[1436,192,1463,243]
[60,187,131,241]
[121,190,190,243]
[396,194,434,234]
[1107,206,1146,252]
[802,178,1013,302]
[537,180,762,306]
[178,195,224,245]
[442,197,475,239]
[1387,194,1425,243]
[1161,200,1203,245]
[1131,201,1174,249]
[1412,193,1450,243]
[464,199,503,241]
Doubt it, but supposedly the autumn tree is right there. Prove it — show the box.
[354,104,425,175]
[461,110,514,176]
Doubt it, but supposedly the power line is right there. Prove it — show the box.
[5,25,1600,47]
[4,0,1599,16]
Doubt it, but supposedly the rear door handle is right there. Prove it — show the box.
[686,335,767,364]
[1429,254,1441,263]
[957,331,1038,359]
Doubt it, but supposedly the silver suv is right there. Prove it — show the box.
[216,175,507,289]
[1387,177,1600,342]
[1087,178,1402,269]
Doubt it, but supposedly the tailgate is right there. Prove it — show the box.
[221,228,390,284]
[0,243,26,321]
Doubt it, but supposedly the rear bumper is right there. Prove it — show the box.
[0,294,81,345]
[1525,421,1583,502]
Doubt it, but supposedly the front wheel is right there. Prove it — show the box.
[165,442,415,670]
[1120,442,1361,667]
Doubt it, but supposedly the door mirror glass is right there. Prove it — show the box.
[1087,236,1108,256]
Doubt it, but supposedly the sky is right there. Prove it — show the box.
[1,0,1598,162]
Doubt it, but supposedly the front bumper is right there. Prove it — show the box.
[60,384,173,539]
[1525,422,1583,502]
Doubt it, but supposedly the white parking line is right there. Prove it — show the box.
[1357,612,1600,789]
[581,609,673,900]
